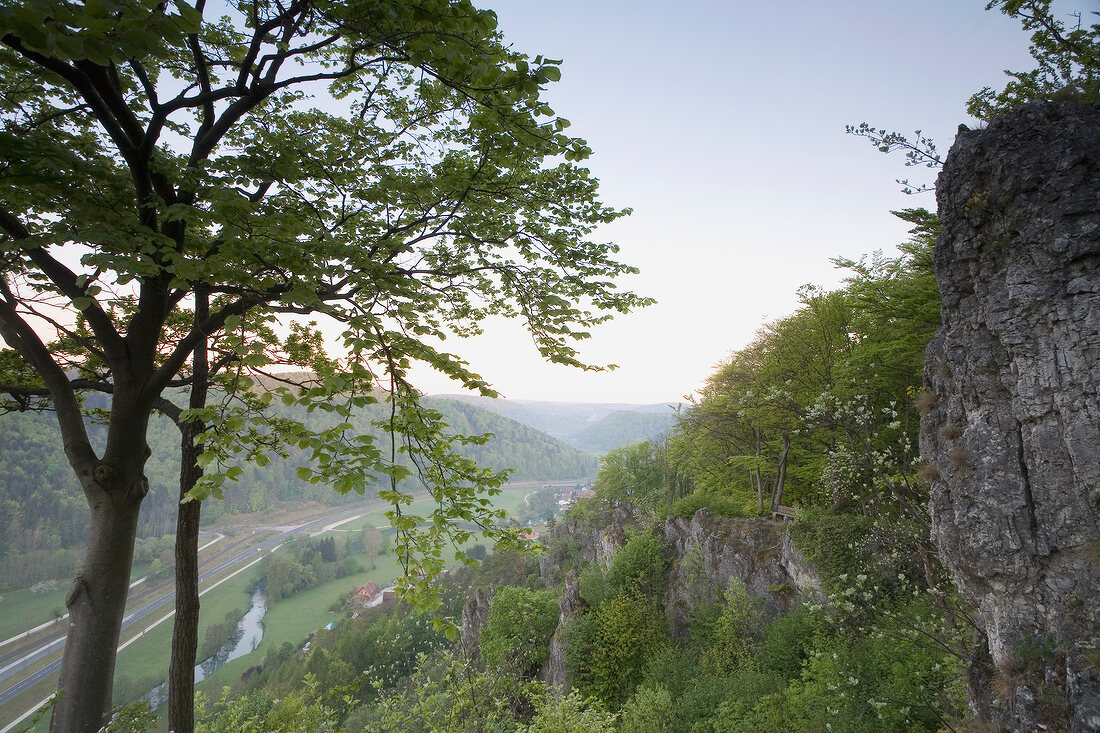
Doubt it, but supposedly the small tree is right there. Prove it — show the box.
[361,527,384,569]
[479,586,560,675]
[969,0,1100,119]
[0,2,648,730]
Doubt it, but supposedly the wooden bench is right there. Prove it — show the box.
[771,505,796,522]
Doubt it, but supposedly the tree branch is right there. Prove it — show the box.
[0,207,125,355]
[0,34,135,156]
[145,291,272,402]
[0,278,96,471]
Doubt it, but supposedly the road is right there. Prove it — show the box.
[0,501,380,710]
[0,480,543,726]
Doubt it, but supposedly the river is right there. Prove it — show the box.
[146,586,267,708]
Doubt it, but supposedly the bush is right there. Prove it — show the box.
[578,564,607,607]
[782,630,962,733]
[699,579,764,675]
[563,612,599,693]
[480,586,560,674]
[619,684,675,733]
[670,672,737,732]
[669,491,747,519]
[604,531,668,599]
[757,604,818,681]
[638,643,700,700]
[517,689,617,733]
[566,495,610,522]
[586,592,667,709]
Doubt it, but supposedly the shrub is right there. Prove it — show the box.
[578,564,607,607]
[669,491,747,519]
[516,689,617,733]
[756,604,818,681]
[587,592,667,709]
[604,531,668,599]
[700,578,764,675]
[619,684,675,733]
[480,586,560,674]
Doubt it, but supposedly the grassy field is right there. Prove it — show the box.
[0,586,68,641]
[110,564,261,702]
[0,563,160,642]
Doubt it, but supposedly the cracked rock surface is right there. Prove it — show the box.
[921,100,1100,732]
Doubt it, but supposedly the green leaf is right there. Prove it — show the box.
[173,0,202,33]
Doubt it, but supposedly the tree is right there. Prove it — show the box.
[0,2,648,730]
[969,1,1099,119]
[479,586,559,675]
[361,527,384,569]
[592,442,662,508]
[672,287,853,513]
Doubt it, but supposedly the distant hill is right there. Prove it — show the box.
[568,409,678,453]
[424,397,598,479]
[0,394,596,585]
[433,395,680,453]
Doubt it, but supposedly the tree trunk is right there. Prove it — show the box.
[754,427,764,513]
[52,469,146,733]
[169,489,201,733]
[169,288,209,733]
[769,434,791,513]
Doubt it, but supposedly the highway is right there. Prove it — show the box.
[0,501,381,710]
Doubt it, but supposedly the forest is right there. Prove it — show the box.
[0,396,596,591]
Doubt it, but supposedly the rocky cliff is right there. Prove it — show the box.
[459,587,492,662]
[922,100,1100,732]
[662,509,823,637]
[525,509,823,688]
[538,570,580,688]
[538,510,629,586]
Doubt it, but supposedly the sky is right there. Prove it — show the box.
[407,0,1047,405]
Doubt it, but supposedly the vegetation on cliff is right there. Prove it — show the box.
[169,202,971,731]
[3,1,1096,730]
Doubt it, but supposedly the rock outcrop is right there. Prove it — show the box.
[538,511,628,586]
[531,509,823,688]
[538,570,580,689]
[662,509,823,638]
[922,100,1100,732]
[459,587,492,662]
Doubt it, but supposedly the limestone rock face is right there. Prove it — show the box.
[662,510,823,638]
[538,570,580,689]
[459,587,492,662]
[539,512,627,586]
[922,100,1100,731]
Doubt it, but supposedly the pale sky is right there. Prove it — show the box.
[410,0,1044,404]
[4,1,1054,405]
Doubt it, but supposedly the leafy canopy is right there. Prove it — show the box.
[0,0,649,605]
